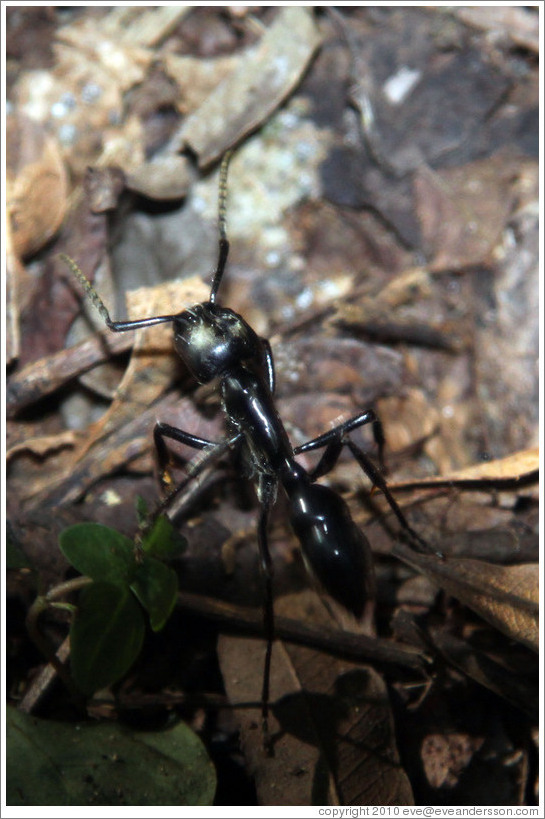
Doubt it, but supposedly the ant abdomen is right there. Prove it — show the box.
[287,478,375,619]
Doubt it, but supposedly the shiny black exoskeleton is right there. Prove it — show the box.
[174,301,377,615]
[62,153,430,747]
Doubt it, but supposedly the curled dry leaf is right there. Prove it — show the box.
[7,430,77,462]
[393,543,538,652]
[170,6,323,166]
[126,154,196,201]
[7,113,68,259]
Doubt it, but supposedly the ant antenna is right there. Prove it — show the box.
[209,150,233,305]
[59,254,178,332]
[60,254,115,329]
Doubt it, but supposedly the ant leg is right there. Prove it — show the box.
[296,417,437,555]
[304,438,343,483]
[140,433,242,545]
[256,476,276,755]
[154,422,220,491]
[261,339,276,394]
[345,438,438,555]
[294,409,385,471]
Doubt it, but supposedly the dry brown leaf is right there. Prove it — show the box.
[219,635,339,806]
[126,155,196,200]
[218,591,414,806]
[414,158,518,271]
[12,8,183,177]
[392,544,538,652]
[7,431,77,461]
[171,7,323,167]
[163,53,242,114]
[34,393,183,508]
[73,276,209,458]
[455,6,539,53]
[7,113,68,259]
[105,5,188,47]
[23,278,209,506]
[391,447,539,490]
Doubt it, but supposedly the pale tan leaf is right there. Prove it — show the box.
[393,544,538,652]
[76,276,209,452]
[414,158,518,271]
[7,431,77,460]
[218,591,414,806]
[172,7,323,166]
[219,635,339,806]
[391,447,539,490]
[7,113,68,258]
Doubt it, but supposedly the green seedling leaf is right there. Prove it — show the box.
[6,706,216,806]
[140,512,187,559]
[6,529,32,570]
[135,494,149,526]
[70,582,145,695]
[60,523,136,586]
[131,556,178,631]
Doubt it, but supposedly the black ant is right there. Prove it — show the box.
[61,150,433,751]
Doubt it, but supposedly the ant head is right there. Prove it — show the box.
[173,303,260,384]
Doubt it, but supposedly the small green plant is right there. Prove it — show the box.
[50,508,185,695]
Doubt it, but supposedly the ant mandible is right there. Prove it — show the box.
[62,150,432,751]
